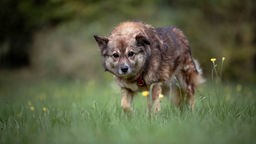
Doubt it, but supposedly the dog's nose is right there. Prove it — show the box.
[120,65,129,73]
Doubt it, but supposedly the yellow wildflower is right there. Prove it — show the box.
[222,57,225,61]
[159,93,164,99]
[142,91,164,99]
[42,107,48,112]
[142,91,149,97]
[210,58,216,63]
[30,106,35,111]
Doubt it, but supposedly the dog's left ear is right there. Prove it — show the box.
[135,34,150,46]
[94,35,109,54]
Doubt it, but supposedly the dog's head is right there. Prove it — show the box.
[94,34,150,79]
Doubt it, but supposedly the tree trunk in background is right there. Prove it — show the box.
[1,33,32,69]
[0,0,32,69]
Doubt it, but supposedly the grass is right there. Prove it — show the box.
[0,77,255,144]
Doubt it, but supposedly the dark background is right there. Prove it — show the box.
[0,0,256,82]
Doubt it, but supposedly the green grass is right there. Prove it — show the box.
[0,78,255,144]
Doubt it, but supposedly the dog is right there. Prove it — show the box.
[94,21,204,112]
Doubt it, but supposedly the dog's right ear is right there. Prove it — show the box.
[135,34,150,46]
[94,35,109,54]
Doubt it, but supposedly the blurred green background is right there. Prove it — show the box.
[0,0,256,82]
[1,1,256,143]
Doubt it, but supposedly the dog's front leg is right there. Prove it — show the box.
[147,83,161,113]
[121,88,134,112]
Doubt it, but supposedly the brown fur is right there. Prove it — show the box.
[94,21,204,112]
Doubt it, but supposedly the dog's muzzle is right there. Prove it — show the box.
[119,64,130,75]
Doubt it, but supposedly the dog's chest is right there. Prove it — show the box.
[117,80,139,91]
[116,78,146,92]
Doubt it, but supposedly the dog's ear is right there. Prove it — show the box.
[135,34,150,46]
[94,35,109,54]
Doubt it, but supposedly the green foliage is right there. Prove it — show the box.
[0,0,256,81]
[0,78,255,143]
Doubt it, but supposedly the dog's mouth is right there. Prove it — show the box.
[116,72,134,78]
[116,69,136,79]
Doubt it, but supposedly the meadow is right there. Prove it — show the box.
[1,0,256,143]
[0,76,255,144]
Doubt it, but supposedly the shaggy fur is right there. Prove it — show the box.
[94,21,204,112]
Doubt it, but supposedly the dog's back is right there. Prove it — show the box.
[154,26,204,107]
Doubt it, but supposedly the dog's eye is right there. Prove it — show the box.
[112,53,119,58]
[128,51,135,57]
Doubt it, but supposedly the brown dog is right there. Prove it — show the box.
[94,21,204,112]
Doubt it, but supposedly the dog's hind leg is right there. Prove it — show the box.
[174,70,196,109]
[178,59,204,109]
[147,83,162,113]
[170,85,184,107]
[170,78,195,110]
[186,84,195,109]
[121,88,134,112]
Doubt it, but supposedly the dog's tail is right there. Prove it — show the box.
[192,59,205,86]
